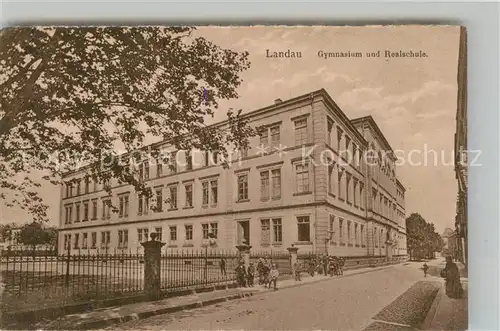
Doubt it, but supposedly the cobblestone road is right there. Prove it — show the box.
[105,263,426,330]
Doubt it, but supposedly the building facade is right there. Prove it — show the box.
[454,26,467,267]
[58,89,407,259]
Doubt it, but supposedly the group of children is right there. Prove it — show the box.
[234,258,280,290]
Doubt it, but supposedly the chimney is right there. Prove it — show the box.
[274,98,282,105]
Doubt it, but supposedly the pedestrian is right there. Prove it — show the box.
[219,257,227,277]
[247,262,255,287]
[322,255,328,276]
[442,256,464,298]
[422,262,429,277]
[293,261,301,281]
[328,256,335,277]
[268,263,279,290]
[308,258,316,277]
[257,258,265,284]
[263,258,271,285]
[235,260,247,287]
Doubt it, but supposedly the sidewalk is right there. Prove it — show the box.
[421,260,468,331]
[33,263,397,330]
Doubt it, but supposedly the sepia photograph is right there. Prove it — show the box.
[0,25,467,330]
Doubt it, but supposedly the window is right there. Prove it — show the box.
[260,171,269,200]
[100,231,110,248]
[295,163,310,193]
[82,233,88,249]
[353,178,358,206]
[156,156,163,177]
[204,151,209,167]
[272,218,282,243]
[74,233,80,249]
[169,186,178,209]
[339,218,344,243]
[185,225,193,241]
[102,200,111,219]
[85,177,90,193]
[169,226,177,241]
[294,118,308,145]
[103,178,110,190]
[360,183,365,209]
[154,227,162,241]
[329,215,335,242]
[270,125,280,149]
[83,202,89,221]
[77,180,81,196]
[202,223,209,239]
[345,136,351,159]
[380,229,384,247]
[238,174,249,201]
[91,232,97,249]
[259,128,269,147]
[65,183,70,198]
[297,216,310,242]
[138,195,143,215]
[360,225,364,246]
[327,119,334,146]
[118,230,128,249]
[202,182,209,205]
[338,170,345,200]
[210,180,218,206]
[137,228,148,243]
[261,219,270,245]
[210,223,218,239]
[185,183,193,207]
[124,196,129,217]
[75,204,81,222]
[328,164,335,196]
[347,221,351,244]
[93,179,97,192]
[272,169,281,198]
[354,223,358,245]
[65,206,71,224]
[185,151,192,170]
[169,152,177,173]
[156,189,163,212]
[337,127,344,151]
[92,200,97,220]
[374,228,378,247]
[119,196,124,217]
[212,151,219,165]
[346,173,351,203]
[69,205,73,223]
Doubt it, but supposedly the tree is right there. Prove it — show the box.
[405,213,443,260]
[0,222,17,243]
[0,27,254,222]
[17,222,57,255]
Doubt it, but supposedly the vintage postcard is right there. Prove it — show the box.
[0,25,467,330]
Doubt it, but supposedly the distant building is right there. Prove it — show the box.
[58,89,407,260]
[441,227,455,255]
[0,223,55,252]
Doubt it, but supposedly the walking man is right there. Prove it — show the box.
[219,257,227,277]
[423,262,429,277]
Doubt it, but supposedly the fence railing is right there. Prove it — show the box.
[1,249,144,313]
[160,249,240,291]
[250,250,294,275]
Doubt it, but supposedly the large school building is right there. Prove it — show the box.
[58,89,407,258]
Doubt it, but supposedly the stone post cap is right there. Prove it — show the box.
[141,240,166,249]
[287,246,299,253]
[235,244,252,252]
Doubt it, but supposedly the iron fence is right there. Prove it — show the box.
[0,249,144,313]
[160,249,240,291]
[250,249,293,275]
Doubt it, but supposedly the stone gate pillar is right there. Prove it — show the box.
[287,244,299,269]
[141,233,165,300]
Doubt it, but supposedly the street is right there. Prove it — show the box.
[105,262,429,330]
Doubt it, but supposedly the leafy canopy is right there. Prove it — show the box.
[0,27,254,221]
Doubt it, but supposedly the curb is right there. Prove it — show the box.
[72,292,255,330]
[419,281,444,330]
[45,263,401,330]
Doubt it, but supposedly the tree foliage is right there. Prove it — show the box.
[0,27,254,221]
[17,222,57,249]
[405,213,444,260]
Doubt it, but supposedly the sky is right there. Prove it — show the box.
[1,26,461,234]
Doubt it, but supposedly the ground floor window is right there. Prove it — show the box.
[297,216,310,242]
